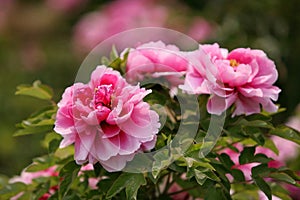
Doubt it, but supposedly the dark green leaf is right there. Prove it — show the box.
[106,173,146,200]
[231,169,245,182]
[242,126,265,145]
[48,139,61,154]
[59,161,80,199]
[205,187,225,200]
[252,153,272,164]
[93,162,102,177]
[239,146,255,165]
[251,164,273,178]
[253,176,271,200]
[219,153,234,170]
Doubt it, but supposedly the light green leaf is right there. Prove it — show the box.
[15,80,53,100]
[269,173,296,184]
[152,149,172,179]
[238,119,273,129]
[270,125,300,145]
[13,125,53,137]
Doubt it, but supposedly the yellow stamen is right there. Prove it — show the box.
[230,59,239,67]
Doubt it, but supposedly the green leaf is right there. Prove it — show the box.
[219,153,234,170]
[59,161,80,199]
[231,169,245,182]
[205,186,225,200]
[106,173,146,200]
[0,182,27,199]
[26,155,55,172]
[269,173,296,184]
[15,80,53,100]
[263,139,279,155]
[238,119,273,129]
[242,126,265,145]
[152,149,172,179]
[48,139,61,154]
[251,164,273,178]
[270,125,300,145]
[13,125,54,137]
[253,176,272,200]
[252,153,272,164]
[194,169,208,185]
[239,146,255,165]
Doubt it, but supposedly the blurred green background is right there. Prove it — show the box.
[0,0,299,176]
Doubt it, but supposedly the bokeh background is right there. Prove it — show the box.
[0,0,299,177]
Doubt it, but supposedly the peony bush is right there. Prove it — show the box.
[1,40,300,200]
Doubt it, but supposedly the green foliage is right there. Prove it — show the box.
[106,173,146,200]
[2,47,300,200]
[15,80,54,101]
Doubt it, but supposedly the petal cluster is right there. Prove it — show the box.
[125,41,188,94]
[181,43,281,116]
[54,66,160,171]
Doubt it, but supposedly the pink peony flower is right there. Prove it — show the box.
[180,43,281,116]
[125,41,189,94]
[73,0,167,52]
[54,66,160,172]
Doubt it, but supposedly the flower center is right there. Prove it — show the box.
[94,84,114,123]
[94,84,113,108]
[229,59,239,67]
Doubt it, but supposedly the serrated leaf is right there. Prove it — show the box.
[253,176,272,200]
[106,173,146,200]
[16,80,53,100]
[270,125,300,145]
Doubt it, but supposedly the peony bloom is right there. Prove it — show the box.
[54,66,160,172]
[180,43,281,116]
[73,0,167,52]
[125,41,188,95]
